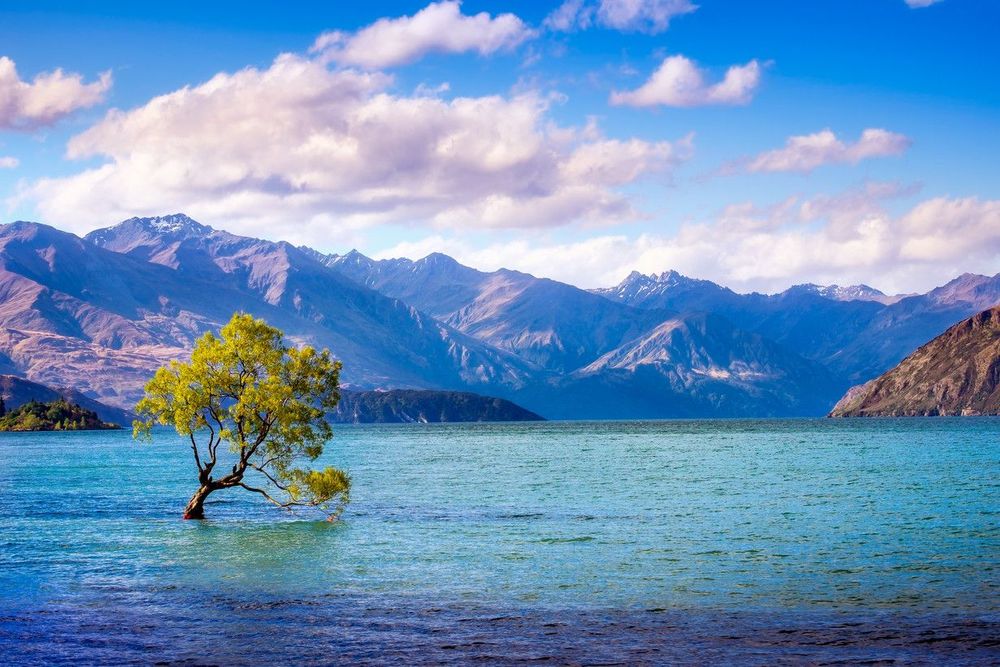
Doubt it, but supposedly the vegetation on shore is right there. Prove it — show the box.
[334,389,544,423]
[0,398,121,431]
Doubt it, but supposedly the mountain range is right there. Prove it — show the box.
[0,213,996,419]
[590,268,1000,386]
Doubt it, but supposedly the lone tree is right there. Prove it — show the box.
[134,313,350,520]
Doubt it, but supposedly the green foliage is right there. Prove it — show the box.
[133,313,350,519]
[0,399,119,432]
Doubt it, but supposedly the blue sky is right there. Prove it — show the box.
[1,0,998,293]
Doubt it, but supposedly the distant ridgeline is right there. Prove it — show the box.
[0,399,121,432]
[333,389,544,424]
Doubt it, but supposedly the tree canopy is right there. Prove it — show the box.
[133,313,350,520]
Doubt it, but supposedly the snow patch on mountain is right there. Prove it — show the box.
[784,282,903,304]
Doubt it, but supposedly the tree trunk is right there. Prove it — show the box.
[183,484,214,520]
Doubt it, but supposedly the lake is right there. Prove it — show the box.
[1,420,997,664]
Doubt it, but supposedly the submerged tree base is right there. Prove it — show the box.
[182,484,213,519]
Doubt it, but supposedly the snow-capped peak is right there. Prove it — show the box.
[784,283,895,304]
[127,213,211,235]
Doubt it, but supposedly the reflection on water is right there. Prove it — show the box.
[0,420,998,663]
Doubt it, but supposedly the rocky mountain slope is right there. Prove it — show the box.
[830,306,1000,417]
[325,250,672,373]
[517,312,839,419]
[85,216,539,390]
[333,389,543,423]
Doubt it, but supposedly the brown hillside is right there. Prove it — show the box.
[830,306,1000,417]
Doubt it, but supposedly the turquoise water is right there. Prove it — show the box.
[1,420,998,663]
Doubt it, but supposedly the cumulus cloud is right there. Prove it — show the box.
[21,53,691,243]
[545,0,697,33]
[0,156,18,168]
[310,1,534,69]
[0,56,111,130]
[905,0,943,7]
[610,55,762,107]
[742,128,911,174]
[377,187,1000,295]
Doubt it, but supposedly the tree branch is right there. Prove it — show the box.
[188,432,204,473]
[237,482,305,509]
[241,418,273,463]
[248,463,291,491]
[206,404,225,467]
[200,420,217,480]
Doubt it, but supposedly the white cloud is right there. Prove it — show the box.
[905,0,943,7]
[0,56,111,130]
[545,0,697,33]
[310,1,534,69]
[610,55,762,107]
[744,128,911,174]
[545,0,590,31]
[899,197,1000,262]
[21,53,690,244]
[0,156,18,169]
[377,187,1000,295]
